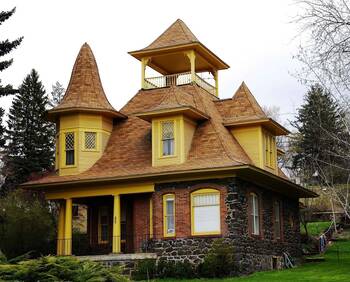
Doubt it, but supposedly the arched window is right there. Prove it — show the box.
[163,194,175,237]
[249,193,260,235]
[191,189,221,235]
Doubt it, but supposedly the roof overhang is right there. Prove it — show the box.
[223,118,290,136]
[21,165,317,199]
[134,106,209,122]
[128,42,229,75]
[46,107,127,122]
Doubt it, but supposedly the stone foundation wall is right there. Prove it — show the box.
[151,177,302,274]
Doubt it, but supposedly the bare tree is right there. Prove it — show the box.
[293,0,350,223]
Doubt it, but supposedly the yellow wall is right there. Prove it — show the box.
[231,125,277,174]
[152,115,196,167]
[56,113,113,176]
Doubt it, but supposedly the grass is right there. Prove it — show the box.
[301,221,332,236]
[156,229,350,282]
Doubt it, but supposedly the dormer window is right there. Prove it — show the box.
[161,121,175,156]
[65,132,75,166]
[264,131,276,168]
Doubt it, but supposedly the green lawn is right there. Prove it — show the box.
[301,221,332,237]
[156,229,350,282]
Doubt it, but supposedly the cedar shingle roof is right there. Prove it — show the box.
[47,43,124,119]
[25,85,252,186]
[215,81,267,124]
[144,19,199,50]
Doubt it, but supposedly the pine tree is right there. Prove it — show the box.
[0,7,23,96]
[1,70,54,194]
[291,84,349,184]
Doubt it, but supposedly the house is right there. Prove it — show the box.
[23,19,317,273]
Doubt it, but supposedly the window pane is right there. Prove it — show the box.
[163,139,174,156]
[85,132,96,149]
[165,196,175,235]
[250,194,260,235]
[162,121,174,139]
[167,215,175,233]
[66,150,74,165]
[166,199,174,216]
[193,194,219,206]
[194,205,220,233]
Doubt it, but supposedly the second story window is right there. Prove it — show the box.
[65,132,75,166]
[264,133,275,168]
[85,132,97,150]
[161,121,174,156]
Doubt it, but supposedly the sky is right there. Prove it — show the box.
[1,0,307,127]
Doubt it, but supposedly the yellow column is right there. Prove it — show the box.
[141,57,150,89]
[57,201,66,256]
[64,198,72,256]
[185,51,196,83]
[112,194,121,253]
[213,70,219,97]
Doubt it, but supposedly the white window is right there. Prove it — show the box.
[161,121,174,156]
[85,132,97,150]
[274,201,281,239]
[65,132,75,165]
[250,193,260,235]
[192,190,220,235]
[163,194,175,236]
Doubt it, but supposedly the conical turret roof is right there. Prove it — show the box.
[48,43,125,119]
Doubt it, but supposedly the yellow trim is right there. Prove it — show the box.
[45,183,154,200]
[149,197,153,239]
[112,194,121,253]
[191,188,221,236]
[163,193,175,237]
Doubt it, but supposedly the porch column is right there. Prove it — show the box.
[141,57,150,89]
[112,194,121,253]
[213,70,219,96]
[185,50,196,83]
[57,201,66,256]
[64,198,72,255]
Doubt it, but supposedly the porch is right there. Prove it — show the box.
[54,184,154,256]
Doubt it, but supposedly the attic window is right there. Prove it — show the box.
[161,121,174,156]
[85,132,97,150]
[65,132,75,166]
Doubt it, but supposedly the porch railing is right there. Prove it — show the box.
[144,72,216,96]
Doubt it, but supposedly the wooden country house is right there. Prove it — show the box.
[23,19,317,272]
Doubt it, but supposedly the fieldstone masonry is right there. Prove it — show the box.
[150,177,302,274]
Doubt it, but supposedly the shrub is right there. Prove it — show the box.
[0,255,128,282]
[0,190,56,259]
[173,260,196,279]
[198,238,235,278]
[132,259,157,280]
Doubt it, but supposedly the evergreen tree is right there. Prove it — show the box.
[291,84,349,184]
[1,70,54,194]
[0,7,23,96]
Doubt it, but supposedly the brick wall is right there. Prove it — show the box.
[152,182,228,238]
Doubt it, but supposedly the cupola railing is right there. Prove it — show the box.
[144,72,216,96]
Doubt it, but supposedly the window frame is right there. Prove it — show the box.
[264,131,276,169]
[160,120,176,158]
[83,131,98,151]
[64,131,76,167]
[248,192,261,237]
[273,200,283,240]
[163,194,176,237]
[191,188,221,236]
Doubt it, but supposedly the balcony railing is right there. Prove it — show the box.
[144,72,216,96]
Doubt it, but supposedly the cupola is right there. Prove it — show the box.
[48,43,126,176]
[128,19,229,97]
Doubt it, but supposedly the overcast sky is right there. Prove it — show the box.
[1,0,307,127]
